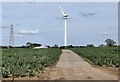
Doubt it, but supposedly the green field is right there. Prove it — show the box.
[71,47,119,67]
[2,48,61,78]
[2,47,119,78]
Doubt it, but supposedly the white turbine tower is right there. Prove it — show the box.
[59,5,68,46]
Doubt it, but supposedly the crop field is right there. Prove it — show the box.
[2,48,61,78]
[71,47,119,67]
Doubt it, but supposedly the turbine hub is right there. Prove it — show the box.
[64,14,68,19]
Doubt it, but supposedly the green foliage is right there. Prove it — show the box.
[105,39,116,47]
[59,45,74,49]
[52,45,58,48]
[2,48,61,78]
[98,44,105,47]
[71,47,118,67]
[26,42,42,48]
[59,46,65,49]
[86,44,95,47]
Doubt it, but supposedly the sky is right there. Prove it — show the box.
[1,0,119,2]
[1,2,118,46]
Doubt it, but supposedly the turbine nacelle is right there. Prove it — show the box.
[63,14,68,17]
[63,14,68,19]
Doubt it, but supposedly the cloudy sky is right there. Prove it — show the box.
[1,2,118,46]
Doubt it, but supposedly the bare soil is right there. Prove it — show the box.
[48,50,118,80]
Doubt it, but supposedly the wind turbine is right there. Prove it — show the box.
[59,4,68,46]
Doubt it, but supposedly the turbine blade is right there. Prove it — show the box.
[59,4,65,15]
[62,17,64,21]
[60,17,64,23]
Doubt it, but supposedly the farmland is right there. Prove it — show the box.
[1,46,119,80]
[2,48,61,78]
[71,47,119,67]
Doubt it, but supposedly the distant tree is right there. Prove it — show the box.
[53,44,58,48]
[59,46,65,49]
[74,46,80,48]
[99,44,105,47]
[68,45,74,48]
[105,39,116,47]
[32,43,42,47]
[26,42,32,47]
[79,46,86,48]
[86,44,95,47]
[1,46,9,48]
[21,45,26,48]
[45,45,51,48]
[26,42,42,48]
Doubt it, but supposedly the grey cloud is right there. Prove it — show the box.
[107,26,116,30]
[17,29,40,35]
[80,10,96,17]
[14,24,22,26]
[14,34,23,38]
[99,32,110,36]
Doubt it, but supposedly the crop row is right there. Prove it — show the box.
[2,48,61,78]
[71,47,119,67]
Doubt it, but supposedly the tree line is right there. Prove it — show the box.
[26,38,117,48]
[0,38,118,48]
